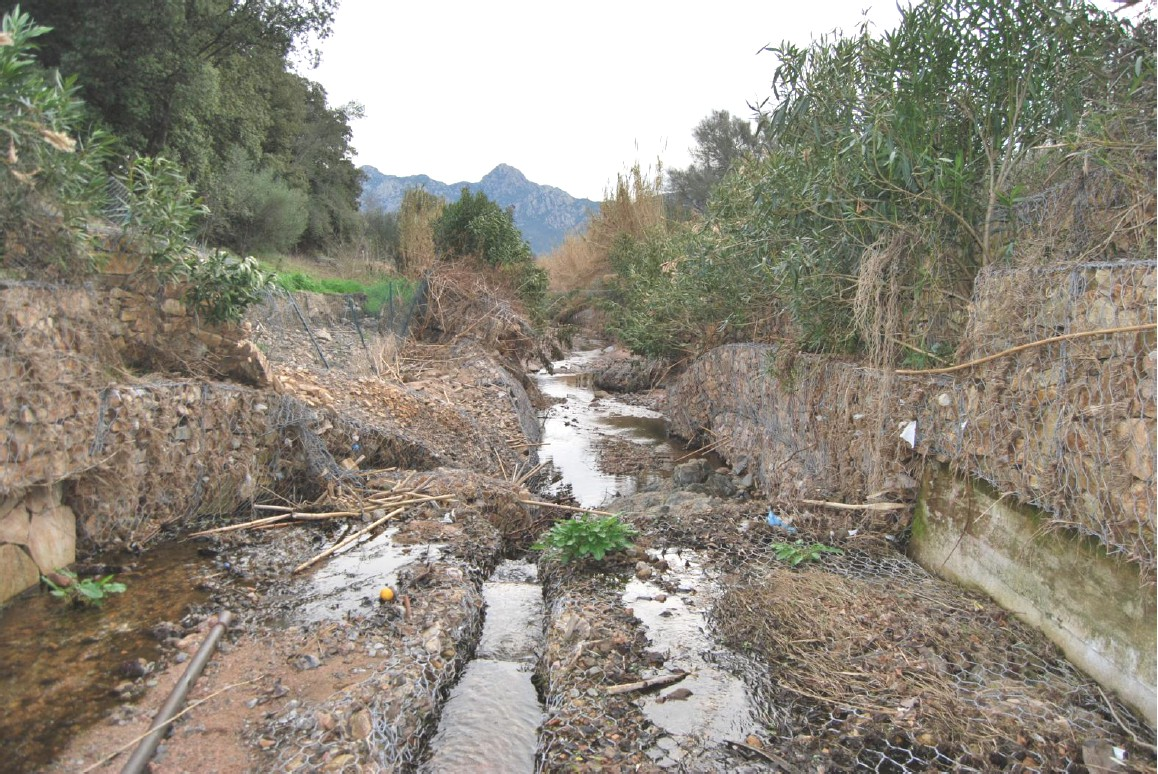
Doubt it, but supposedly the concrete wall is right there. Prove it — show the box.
[910,463,1157,726]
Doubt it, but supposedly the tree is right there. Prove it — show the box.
[434,188,546,313]
[21,0,361,253]
[667,110,756,214]
[434,188,532,266]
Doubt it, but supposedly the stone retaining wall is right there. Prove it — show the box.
[667,260,1156,721]
[669,261,1156,578]
[0,278,282,602]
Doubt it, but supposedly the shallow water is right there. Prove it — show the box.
[533,349,677,508]
[623,548,763,765]
[294,526,444,623]
[423,560,544,773]
[0,541,212,772]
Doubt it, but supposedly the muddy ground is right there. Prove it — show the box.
[14,294,1157,773]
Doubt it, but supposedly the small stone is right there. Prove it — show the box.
[349,709,373,740]
[634,562,653,581]
[745,735,763,748]
[258,738,276,750]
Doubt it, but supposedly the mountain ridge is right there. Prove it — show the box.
[359,163,598,255]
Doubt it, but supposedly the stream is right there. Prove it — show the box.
[0,345,754,772]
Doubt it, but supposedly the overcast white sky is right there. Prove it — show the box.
[308,0,1140,202]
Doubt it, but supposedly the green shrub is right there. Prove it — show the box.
[0,7,113,272]
[184,251,271,323]
[532,514,637,563]
[117,155,207,278]
[212,148,309,255]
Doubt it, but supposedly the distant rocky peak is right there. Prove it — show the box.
[359,164,597,256]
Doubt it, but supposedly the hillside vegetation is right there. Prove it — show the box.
[547,0,1155,364]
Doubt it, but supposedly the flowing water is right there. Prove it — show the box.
[0,345,740,772]
[422,560,544,773]
[533,348,679,508]
[624,549,765,768]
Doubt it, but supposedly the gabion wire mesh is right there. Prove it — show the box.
[922,260,1156,579]
[713,530,1156,773]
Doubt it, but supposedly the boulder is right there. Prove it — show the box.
[27,501,76,573]
[0,544,40,603]
[0,497,30,545]
[672,458,710,487]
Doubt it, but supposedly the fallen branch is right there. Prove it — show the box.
[800,499,907,512]
[606,671,688,695]
[514,462,546,487]
[895,323,1156,375]
[673,434,731,464]
[190,512,291,537]
[723,739,800,771]
[519,499,618,517]
[292,505,407,574]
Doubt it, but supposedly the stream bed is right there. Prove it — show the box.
[0,542,214,771]
[422,560,544,772]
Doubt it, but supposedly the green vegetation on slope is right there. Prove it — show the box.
[576,0,1155,362]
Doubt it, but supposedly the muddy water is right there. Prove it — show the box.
[0,542,213,772]
[423,560,544,772]
[624,548,765,767]
[294,526,444,624]
[534,349,674,508]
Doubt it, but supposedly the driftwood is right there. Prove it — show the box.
[292,504,409,574]
[723,739,800,771]
[605,671,688,696]
[520,499,618,517]
[800,499,907,512]
[189,493,453,537]
[894,322,1156,375]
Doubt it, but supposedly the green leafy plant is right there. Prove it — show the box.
[117,155,208,277]
[184,251,272,323]
[771,540,843,567]
[42,570,126,607]
[0,6,114,272]
[532,514,637,563]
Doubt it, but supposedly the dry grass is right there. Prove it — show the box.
[541,162,667,294]
[716,564,1148,768]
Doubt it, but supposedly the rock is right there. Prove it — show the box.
[26,501,75,573]
[0,544,40,602]
[634,562,654,581]
[657,687,693,703]
[349,709,373,740]
[1116,418,1155,481]
[160,298,185,316]
[672,459,710,487]
[704,472,737,498]
[0,499,30,545]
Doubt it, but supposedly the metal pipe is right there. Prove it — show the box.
[120,610,233,774]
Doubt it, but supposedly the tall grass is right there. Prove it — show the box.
[541,163,667,294]
[267,266,415,315]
